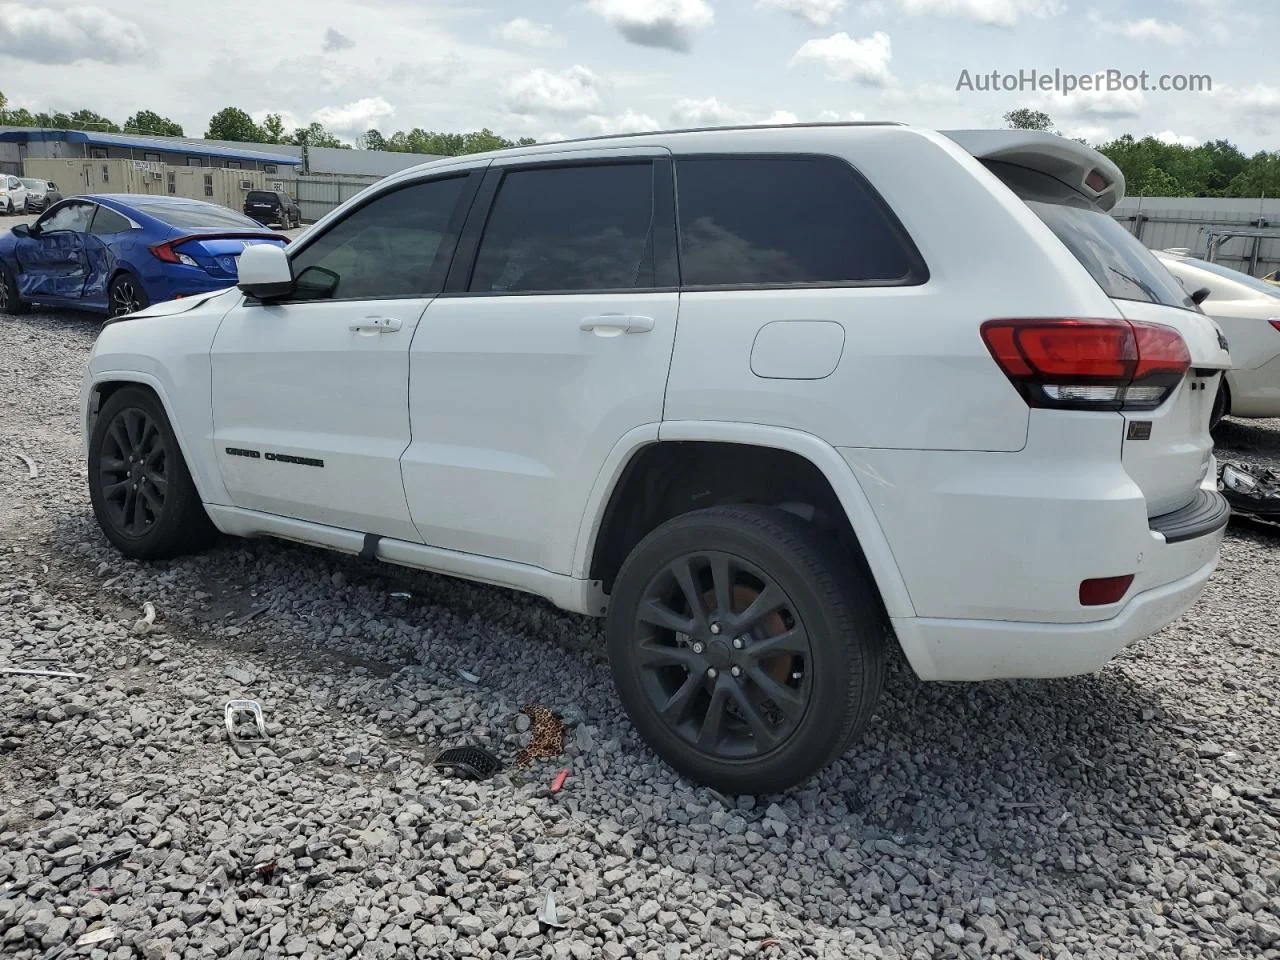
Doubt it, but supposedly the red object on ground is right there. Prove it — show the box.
[550,768,569,793]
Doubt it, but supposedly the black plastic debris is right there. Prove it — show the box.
[433,745,502,780]
[1220,462,1280,527]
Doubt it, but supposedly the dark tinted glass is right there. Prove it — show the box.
[246,191,277,204]
[131,200,262,230]
[987,161,1194,310]
[290,176,466,300]
[37,201,95,233]
[470,164,655,293]
[675,156,921,286]
[91,207,132,235]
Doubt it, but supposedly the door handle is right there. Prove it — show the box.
[349,316,402,334]
[579,315,655,337]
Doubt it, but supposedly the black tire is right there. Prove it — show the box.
[88,386,217,560]
[0,262,30,315]
[607,504,886,794]
[1210,382,1229,433]
[109,273,149,318]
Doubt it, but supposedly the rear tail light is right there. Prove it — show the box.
[981,318,1190,411]
[1269,320,1280,334]
[149,242,199,267]
[1080,575,1134,606]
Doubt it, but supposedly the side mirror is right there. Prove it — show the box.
[11,224,29,238]
[237,244,293,298]
[1191,287,1211,306]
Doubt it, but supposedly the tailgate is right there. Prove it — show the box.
[1114,300,1230,517]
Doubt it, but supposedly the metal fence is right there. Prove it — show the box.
[1113,198,1280,278]
[294,176,380,223]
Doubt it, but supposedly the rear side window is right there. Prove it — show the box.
[90,207,132,236]
[288,176,466,300]
[675,156,924,287]
[469,163,655,294]
[987,161,1194,310]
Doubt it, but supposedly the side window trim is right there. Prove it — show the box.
[441,156,679,297]
[672,151,929,292]
[256,169,485,306]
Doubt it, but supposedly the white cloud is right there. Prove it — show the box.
[1061,124,1110,144]
[1040,87,1146,120]
[756,0,847,27]
[762,109,801,124]
[1098,17,1188,45]
[1153,130,1200,147]
[790,32,893,87]
[496,17,563,48]
[671,96,754,126]
[322,27,354,52]
[817,109,869,121]
[312,97,395,137]
[578,109,660,134]
[1237,84,1280,116]
[586,0,714,53]
[250,109,303,132]
[504,65,606,116]
[894,0,1062,28]
[0,3,146,64]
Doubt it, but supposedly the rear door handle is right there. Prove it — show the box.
[579,315,655,337]
[349,316,402,334]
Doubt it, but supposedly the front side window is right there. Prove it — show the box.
[36,201,95,234]
[288,176,467,300]
[675,156,924,287]
[469,163,655,294]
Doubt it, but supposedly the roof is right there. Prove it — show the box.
[0,128,302,165]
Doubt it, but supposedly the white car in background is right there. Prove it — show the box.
[1156,251,1280,424]
[0,176,28,215]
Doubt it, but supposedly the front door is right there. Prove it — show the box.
[209,171,478,541]
[14,200,96,300]
[402,150,680,573]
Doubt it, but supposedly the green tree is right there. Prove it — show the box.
[205,107,264,143]
[124,110,183,137]
[291,122,349,149]
[362,128,388,151]
[382,127,532,156]
[67,109,120,132]
[1004,108,1054,131]
[260,113,287,144]
[1224,152,1280,199]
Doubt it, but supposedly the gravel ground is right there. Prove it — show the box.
[2,309,1279,960]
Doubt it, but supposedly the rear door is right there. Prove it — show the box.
[210,170,479,540]
[401,148,679,572]
[988,161,1230,516]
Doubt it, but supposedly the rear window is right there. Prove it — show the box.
[130,200,262,231]
[247,191,279,204]
[1174,256,1280,299]
[987,161,1194,310]
[675,156,924,287]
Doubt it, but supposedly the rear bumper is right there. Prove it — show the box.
[1226,357,1280,418]
[891,553,1218,680]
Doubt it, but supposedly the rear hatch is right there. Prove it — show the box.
[245,191,280,218]
[954,134,1231,518]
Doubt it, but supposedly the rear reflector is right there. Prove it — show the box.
[1079,575,1134,606]
[981,318,1190,411]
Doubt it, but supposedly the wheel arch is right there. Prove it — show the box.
[576,422,915,621]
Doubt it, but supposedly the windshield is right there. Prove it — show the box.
[19,179,44,190]
[1171,255,1280,298]
[130,200,264,230]
[986,160,1196,310]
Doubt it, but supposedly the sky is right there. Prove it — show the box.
[0,0,1276,151]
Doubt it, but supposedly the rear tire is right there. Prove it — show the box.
[0,263,29,315]
[88,386,217,560]
[606,504,886,794]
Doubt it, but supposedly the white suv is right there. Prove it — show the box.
[81,125,1231,793]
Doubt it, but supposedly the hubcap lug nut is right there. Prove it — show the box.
[707,667,717,679]
[732,637,744,649]
[692,642,704,654]
[731,666,742,678]
[709,622,722,635]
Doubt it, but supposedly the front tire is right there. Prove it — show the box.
[0,263,29,315]
[109,274,149,317]
[88,386,216,560]
[607,505,886,794]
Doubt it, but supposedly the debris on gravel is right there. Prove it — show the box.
[2,311,1279,959]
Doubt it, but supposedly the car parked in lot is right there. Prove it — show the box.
[243,190,302,229]
[0,194,286,318]
[20,178,62,213]
[1156,251,1280,424]
[0,175,27,215]
[81,125,1231,792]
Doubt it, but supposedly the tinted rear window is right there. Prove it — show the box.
[675,156,925,287]
[987,161,1194,310]
[247,191,279,204]
[130,200,262,230]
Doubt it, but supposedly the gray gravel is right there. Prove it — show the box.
[2,307,1280,960]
